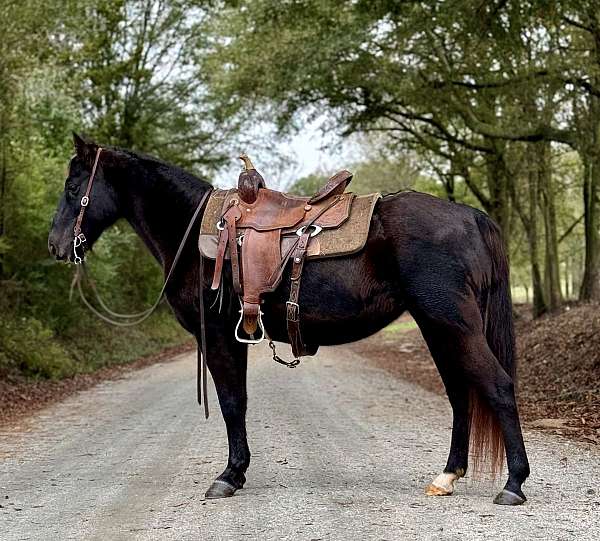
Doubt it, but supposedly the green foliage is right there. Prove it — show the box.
[289,154,423,196]
[351,156,421,195]
[0,309,189,379]
[56,308,189,374]
[289,173,328,196]
[60,0,236,173]
[0,1,220,381]
[203,0,600,307]
[0,317,75,379]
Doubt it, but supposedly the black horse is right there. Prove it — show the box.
[48,134,530,505]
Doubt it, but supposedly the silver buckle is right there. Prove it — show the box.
[286,301,299,322]
[81,195,89,207]
[296,225,322,237]
[73,233,86,247]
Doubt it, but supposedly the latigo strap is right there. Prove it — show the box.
[287,229,312,357]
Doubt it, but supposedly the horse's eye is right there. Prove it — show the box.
[67,183,79,195]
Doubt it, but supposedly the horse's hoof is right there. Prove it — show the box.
[493,489,526,506]
[425,472,458,496]
[425,483,453,496]
[205,479,237,499]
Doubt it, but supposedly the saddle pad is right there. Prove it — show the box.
[199,191,381,260]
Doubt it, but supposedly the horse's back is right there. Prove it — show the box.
[377,190,494,283]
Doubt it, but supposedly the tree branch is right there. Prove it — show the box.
[559,213,585,243]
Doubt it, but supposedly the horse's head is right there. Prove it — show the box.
[48,133,122,262]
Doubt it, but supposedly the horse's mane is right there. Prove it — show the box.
[109,146,212,193]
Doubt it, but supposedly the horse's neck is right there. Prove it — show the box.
[119,161,210,271]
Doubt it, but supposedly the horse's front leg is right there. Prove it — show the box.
[202,324,250,499]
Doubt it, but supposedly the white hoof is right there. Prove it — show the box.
[425,472,459,496]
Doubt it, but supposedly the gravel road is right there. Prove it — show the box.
[1,344,599,540]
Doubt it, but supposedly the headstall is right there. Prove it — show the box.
[72,147,103,264]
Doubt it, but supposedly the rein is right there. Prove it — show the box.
[73,187,211,326]
[71,149,213,417]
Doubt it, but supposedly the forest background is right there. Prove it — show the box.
[1,0,598,379]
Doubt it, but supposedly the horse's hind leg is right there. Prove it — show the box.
[413,310,529,505]
[461,332,530,505]
[425,381,469,496]
[419,328,470,496]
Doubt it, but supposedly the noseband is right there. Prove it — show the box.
[73,147,103,264]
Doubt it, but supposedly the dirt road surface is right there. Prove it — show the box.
[1,344,599,540]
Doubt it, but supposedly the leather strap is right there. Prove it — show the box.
[74,186,213,417]
[74,147,103,236]
[211,225,229,290]
[308,170,352,205]
[267,195,344,287]
[225,206,242,294]
[282,196,344,358]
[198,250,210,419]
[76,189,212,327]
[286,230,311,358]
[242,301,260,334]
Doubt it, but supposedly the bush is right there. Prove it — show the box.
[0,317,76,378]
[0,307,190,380]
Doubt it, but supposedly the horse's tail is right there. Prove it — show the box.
[470,212,516,477]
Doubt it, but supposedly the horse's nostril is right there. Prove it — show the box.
[48,241,57,256]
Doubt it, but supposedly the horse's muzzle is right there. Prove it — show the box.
[48,232,71,261]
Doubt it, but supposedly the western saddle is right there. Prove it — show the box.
[210,155,354,359]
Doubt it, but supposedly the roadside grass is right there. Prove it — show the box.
[1,309,415,381]
[0,308,190,379]
[381,319,418,335]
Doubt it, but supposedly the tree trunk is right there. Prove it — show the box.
[527,162,547,317]
[579,148,600,300]
[442,174,456,202]
[0,116,6,279]
[580,10,600,300]
[564,256,570,299]
[538,142,562,310]
[508,145,548,317]
[485,148,511,243]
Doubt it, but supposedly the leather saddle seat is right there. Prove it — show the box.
[210,157,354,356]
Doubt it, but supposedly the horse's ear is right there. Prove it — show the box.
[73,131,90,155]
[72,132,98,166]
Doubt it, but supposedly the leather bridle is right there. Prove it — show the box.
[70,148,213,417]
[73,147,103,265]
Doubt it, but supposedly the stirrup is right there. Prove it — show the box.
[234,305,265,344]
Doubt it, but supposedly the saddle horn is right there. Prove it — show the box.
[237,153,266,204]
[239,153,256,171]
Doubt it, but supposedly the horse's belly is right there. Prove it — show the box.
[261,248,403,346]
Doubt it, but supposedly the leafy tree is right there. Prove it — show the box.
[60,0,233,172]
[203,0,600,307]
[289,154,420,196]
[0,0,228,378]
